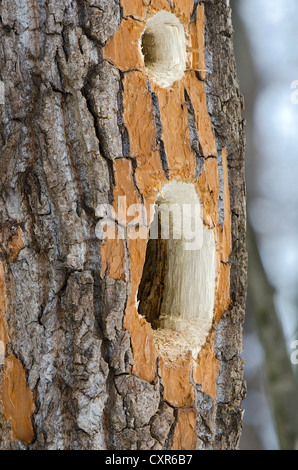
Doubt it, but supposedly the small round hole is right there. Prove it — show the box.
[140,11,187,88]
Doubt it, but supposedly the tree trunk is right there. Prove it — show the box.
[0,0,247,450]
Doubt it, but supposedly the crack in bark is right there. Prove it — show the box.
[117,72,131,159]
[146,79,170,180]
[184,88,205,178]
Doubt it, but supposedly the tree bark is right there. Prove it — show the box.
[0,0,247,450]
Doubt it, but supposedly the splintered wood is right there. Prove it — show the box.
[0,248,35,444]
[101,0,232,450]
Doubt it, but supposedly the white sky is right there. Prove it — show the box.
[236,0,298,450]
[238,0,298,340]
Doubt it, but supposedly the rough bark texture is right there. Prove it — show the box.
[0,0,247,450]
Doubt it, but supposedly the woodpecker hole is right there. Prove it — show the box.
[137,181,216,361]
[140,11,187,88]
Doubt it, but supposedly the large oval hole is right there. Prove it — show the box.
[140,11,187,88]
[137,181,216,361]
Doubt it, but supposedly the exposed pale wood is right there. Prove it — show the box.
[0,0,246,450]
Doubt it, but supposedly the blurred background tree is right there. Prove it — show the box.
[231,0,298,450]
